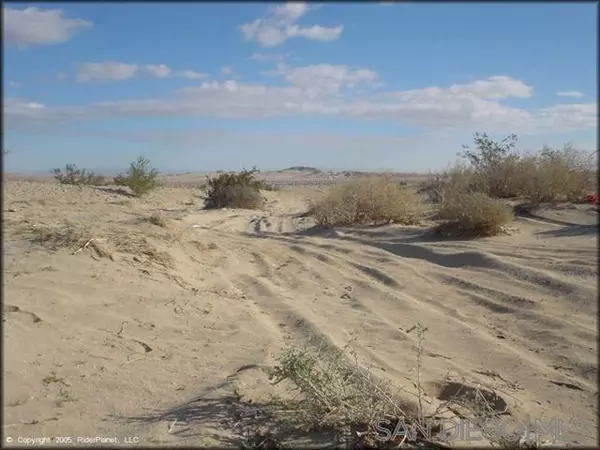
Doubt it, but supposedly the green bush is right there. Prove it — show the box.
[435,191,514,237]
[51,164,106,186]
[459,132,524,199]
[114,157,160,197]
[204,167,265,209]
[310,176,418,228]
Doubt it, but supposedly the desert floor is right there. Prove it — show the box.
[3,172,598,447]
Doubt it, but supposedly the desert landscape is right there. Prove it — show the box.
[2,165,598,448]
[4,2,597,448]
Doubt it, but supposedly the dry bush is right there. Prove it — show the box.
[459,133,597,203]
[205,167,266,210]
[469,156,524,199]
[517,145,597,203]
[148,212,167,227]
[51,164,106,186]
[269,337,413,438]
[420,164,474,204]
[310,176,419,228]
[206,183,265,209]
[267,328,540,448]
[460,133,523,199]
[435,191,514,237]
[113,234,174,268]
[29,221,92,251]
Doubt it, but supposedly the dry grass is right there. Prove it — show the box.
[113,234,174,268]
[28,221,93,251]
[310,176,419,228]
[21,219,174,268]
[435,192,514,237]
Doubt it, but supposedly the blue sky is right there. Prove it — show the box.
[3,2,597,173]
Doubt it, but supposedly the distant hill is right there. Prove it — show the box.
[279,166,322,173]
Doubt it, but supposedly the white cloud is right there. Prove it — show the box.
[8,81,21,88]
[249,52,288,62]
[176,70,210,80]
[286,24,343,42]
[240,3,343,47]
[76,61,209,82]
[448,76,533,99]
[556,90,585,98]
[221,66,234,75]
[76,61,139,83]
[142,64,172,78]
[3,7,92,48]
[57,71,68,81]
[533,103,597,132]
[281,64,380,96]
[4,70,597,136]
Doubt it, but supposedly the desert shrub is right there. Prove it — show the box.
[459,132,524,199]
[419,164,475,204]
[204,167,265,209]
[51,164,106,186]
[148,212,167,227]
[458,133,597,203]
[114,157,160,197]
[256,180,279,191]
[269,338,411,434]
[310,176,418,227]
[518,144,597,203]
[435,191,514,237]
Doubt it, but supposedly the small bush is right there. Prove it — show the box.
[51,164,106,186]
[269,338,410,432]
[435,191,514,237]
[310,176,418,228]
[204,167,265,209]
[419,164,475,204]
[148,212,167,227]
[114,157,160,197]
[256,180,279,191]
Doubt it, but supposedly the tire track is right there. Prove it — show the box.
[182,194,597,445]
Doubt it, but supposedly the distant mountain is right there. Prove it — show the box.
[278,166,322,173]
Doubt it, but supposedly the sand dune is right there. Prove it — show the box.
[3,178,597,447]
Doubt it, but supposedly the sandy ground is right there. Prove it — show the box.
[2,174,598,448]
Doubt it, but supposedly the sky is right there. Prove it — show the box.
[3,2,598,173]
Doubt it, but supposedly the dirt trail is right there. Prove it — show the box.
[180,191,597,444]
[3,182,597,447]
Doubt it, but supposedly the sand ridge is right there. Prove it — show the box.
[2,177,598,447]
